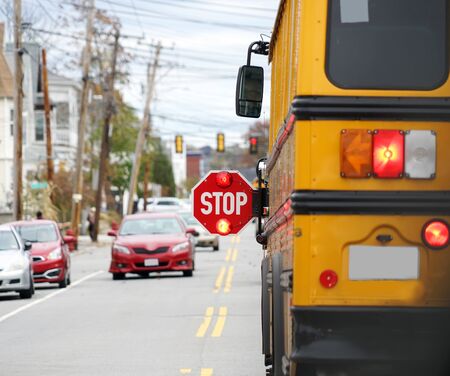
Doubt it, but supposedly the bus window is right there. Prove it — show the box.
[326,0,448,90]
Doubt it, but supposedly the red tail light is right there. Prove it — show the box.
[319,270,338,288]
[216,219,232,235]
[422,220,449,250]
[216,171,233,188]
[373,130,404,178]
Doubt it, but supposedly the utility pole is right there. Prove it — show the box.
[71,0,95,238]
[126,42,161,215]
[93,27,120,241]
[143,156,150,211]
[13,0,23,220]
[42,48,54,195]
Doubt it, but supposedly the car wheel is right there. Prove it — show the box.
[67,273,71,286]
[19,283,34,299]
[112,273,126,280]
[58,272,68,288]
[213,244,219,251]
[183,270,193,277]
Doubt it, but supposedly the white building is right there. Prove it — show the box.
[0,40,14,211]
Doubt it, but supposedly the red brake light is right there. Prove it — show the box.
[423,220,449,250]
[319,270,338,289]
[216,171,233,188]
[216,218,232,235]
[373,130,404,178]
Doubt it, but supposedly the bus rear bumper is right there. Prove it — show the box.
[291,306,450,366]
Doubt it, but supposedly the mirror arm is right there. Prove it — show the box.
[246,41,269,66]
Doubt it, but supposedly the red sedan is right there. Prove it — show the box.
[12,220,71,288]
[108,212,197,280]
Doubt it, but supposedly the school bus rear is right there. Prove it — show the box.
[240,0,450,375]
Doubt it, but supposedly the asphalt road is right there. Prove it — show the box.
[0,225,265,376]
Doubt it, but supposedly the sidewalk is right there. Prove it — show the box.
[78,234,111,248]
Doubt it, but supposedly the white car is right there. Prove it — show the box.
[147,197,182,212]
[179,211,219,251]
[0,225,35,299]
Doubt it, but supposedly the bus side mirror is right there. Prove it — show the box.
[236,65,264,118]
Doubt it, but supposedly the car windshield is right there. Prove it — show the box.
[0,230,19,251]
[120,217,183,235]
[16,224,58,243]
[179,212,199,226]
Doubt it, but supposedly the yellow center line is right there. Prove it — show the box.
[213,266,226,293]
[225,248,232,262]
[196,307,214,338]
[224,265,234,293]
[179,369,192,374]
[230,236,235,244]
[236,236,241,244]
[231,248,238,262]
[200,369,214,376]
[211,307,227,338]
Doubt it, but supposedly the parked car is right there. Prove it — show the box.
[0,225,34,299]
[108,212,198,280]
[178,211,219,251]
[13,220,71,288]
[146,197,182,212]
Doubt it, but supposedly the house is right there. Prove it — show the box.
[0,24,14,212]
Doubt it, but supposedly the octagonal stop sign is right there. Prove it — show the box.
[192,171,254,235]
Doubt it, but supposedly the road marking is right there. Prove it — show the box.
[211,307,227,337]
[213,267,226,293]
[231,248,238,262]
[225,248,232,262]
[196,306,214,337]
[0,270,104,324]
[201,369,214,376]
[179,369,192,374]
[224,265,234,293]
[236,236,241,244]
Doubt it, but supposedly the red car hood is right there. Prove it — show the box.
[31,241,60,256]
[116,234,188,249]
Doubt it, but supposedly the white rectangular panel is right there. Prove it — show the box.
[349,245,419,280]
[405,130,436,179]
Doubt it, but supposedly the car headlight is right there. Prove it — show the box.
[112,244,130,255]
[172,242,190,253]
[48,248,62,260]
[7,258,25,271]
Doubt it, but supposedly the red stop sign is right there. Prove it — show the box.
[192,170,254,235]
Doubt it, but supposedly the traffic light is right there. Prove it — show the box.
[175,135,183,154]
[217,133,225,153]
[249,136,258,154]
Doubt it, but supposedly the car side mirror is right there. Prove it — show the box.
[107,229,118,237]
[186,228,199,237]
[24,241,32,251]
[236,65,264,118]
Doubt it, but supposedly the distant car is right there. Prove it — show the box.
[0,225,34,299]
[179,211,219,251]
[108,212,198,280]
[13,220,71,288]
[146,197,182,212]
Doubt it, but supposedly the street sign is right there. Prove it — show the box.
[192,171,254,235]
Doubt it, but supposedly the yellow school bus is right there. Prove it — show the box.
[236,0,450,375]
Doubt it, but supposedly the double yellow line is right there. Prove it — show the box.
[179,368,213,375]
[214,246,238,294]
[196,306,228,338]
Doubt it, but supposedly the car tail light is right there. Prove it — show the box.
[319,270,338,288]
[405,130,436,179]
[216,171,233,188]
[373,130,404,178]
[422,220,449,250]
[340,129,372,178]
[216,218,232,235]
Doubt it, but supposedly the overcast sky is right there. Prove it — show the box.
[3,0,278,148]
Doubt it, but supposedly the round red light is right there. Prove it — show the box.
[423,220,449,250]
[215,171,233,188]
[319,270,338,289]
[216,218,232,235]
[250,137,257,145]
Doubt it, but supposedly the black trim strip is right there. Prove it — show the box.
[291,190,450,215]
[292,96,450,121]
